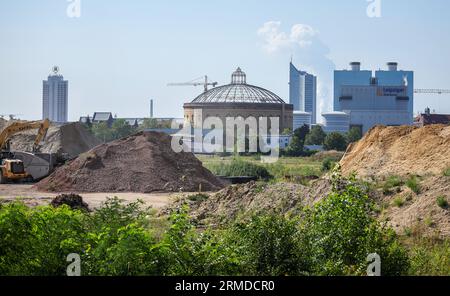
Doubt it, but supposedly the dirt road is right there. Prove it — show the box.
[0,184,177,210]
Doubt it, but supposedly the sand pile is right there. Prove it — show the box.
[35,132,225,193]
[164,179,332,225]
[340,125,450,177]
[0,119,101,158]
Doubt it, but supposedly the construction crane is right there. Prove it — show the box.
[414,89,450,95]
[168,75,218,93]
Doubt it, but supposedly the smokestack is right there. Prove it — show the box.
[350,62,361,71]
[387,62,398,71]
[150,99,154,118]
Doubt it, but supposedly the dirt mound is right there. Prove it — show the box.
[0,120,101,158]
[310,150,344,162]
[340,125,450,178]
[51,194,90,212]
[165,179,332,225]
[35,132,225,193]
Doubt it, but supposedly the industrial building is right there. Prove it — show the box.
[293,111,312,131]
[42,66,68,123]
[322,111,350,133]
[289,62,317,124]
[184,68,294,136]
[330,62,414,134]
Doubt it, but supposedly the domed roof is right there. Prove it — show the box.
[190,68,286,104]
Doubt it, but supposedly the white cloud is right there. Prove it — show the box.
[257,22,317,53]
[257,21,336,121]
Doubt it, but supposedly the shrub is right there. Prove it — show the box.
[443,167,450,177]
[437,196,448,209]
[323,132,348,152]
[209,159,272,179]
[408,239,450,276]
[393,197,406,208]
[382,176,403,195]
[161,206,240,276]
[305,174,409,275]
[406,176,421,194]
[188,193,209,202]
[321,157,336,172]
[0,202,86,276]
[227,215,310,276]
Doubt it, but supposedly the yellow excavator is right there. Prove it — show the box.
[0,119,50,183]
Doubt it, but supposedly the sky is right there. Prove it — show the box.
[1,0,450,121]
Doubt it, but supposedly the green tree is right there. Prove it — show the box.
[112,119,135,139]
[305,125,326,146]
[347,127,362,143]
[91,122,115,142]
[285,125,309,156]
[140,118,159,129]
[304,171,409,275]
[323,132,348,151]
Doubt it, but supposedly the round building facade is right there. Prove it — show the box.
[184,68,294,133]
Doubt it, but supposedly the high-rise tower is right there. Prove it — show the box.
[43,66,68,122]
[289,62,317,124]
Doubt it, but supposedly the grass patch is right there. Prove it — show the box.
[199,155,322,182]
[393,197,406,208]
[382,175,403,195]
[437,196,448,209]
[443,167,450,177]
[408,239,450,276]
[188,193,209,202]
[207,158,272,179]
[406,176,421,194]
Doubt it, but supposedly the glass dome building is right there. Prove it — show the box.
[184,68,294,132]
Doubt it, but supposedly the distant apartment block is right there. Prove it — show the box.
[333,62,414,134]
[43,67,68,123]
[289,62,317,124]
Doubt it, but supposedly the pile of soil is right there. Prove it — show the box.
[164,179,332,225]
[51,194,90,212]
[35,132,225,193]
[340,125,450,178]
[0,119,101,158]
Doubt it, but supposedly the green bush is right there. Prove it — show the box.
[304,174,409,275]
[437,196,448,209]
[406,176,421,194]
[0,176,420,276]
[443,167,450,177]
[382,176,403,195]
[408,239,450,276]
[209,159,272,179]
[321,158,336,172]
[227,215,310,276]
[393,197,406,208]
[323,132,348,152]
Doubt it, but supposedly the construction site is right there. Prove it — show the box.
[0,116,448,234]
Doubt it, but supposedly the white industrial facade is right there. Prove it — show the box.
[42,69,68,123]
[333,62,413,134]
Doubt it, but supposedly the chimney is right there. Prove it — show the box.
[387,62,398,71]
[150,99,154,118]
[350,62,361,71]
